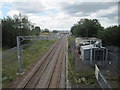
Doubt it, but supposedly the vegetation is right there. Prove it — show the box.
[52,30,59,33]
[97,25,120,47]
[70,18,119,47]
[104,74,119,88]
[68,37,99,88]
[2,40,55,87]
[42,28,50,33]
[71,18,103,37]
[2,13,57,87]
[33,26,41,36]
[2,13,41,48]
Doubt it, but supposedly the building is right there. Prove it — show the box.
[75,37,102,49]
[76,37,108,66]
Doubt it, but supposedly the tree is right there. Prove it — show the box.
[34,26,41,36]
[2,16,16,48]
[13,14,33,36]
[70,18,103,37]
[70,24,81,36]
[52,30,59,33]
[97,25,119,47]
[2,13,34,48]
[42,28,50,33]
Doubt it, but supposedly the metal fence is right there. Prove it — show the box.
[70,41,81,72]
[69,40,117,89]
[107,51,119,71]
[69,41,79,88]
[95,65,112,89]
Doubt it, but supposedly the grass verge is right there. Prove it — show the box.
[2,40,55,87]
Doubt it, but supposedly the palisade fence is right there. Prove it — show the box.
[95,65,112,89]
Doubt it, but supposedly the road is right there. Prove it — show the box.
[11,35,68,89]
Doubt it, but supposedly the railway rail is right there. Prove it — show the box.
[13,36,67,89]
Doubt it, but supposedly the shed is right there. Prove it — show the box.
[75,37,102,49]
[80,44,108,65]
[80,45,93,64]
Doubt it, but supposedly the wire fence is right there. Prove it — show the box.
[69,41,78,88]
[69,40,113,89]
[70,41,81,72]
[107,51,119,72]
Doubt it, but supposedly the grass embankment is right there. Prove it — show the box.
[2,40,55,87]
[68,37,99,88]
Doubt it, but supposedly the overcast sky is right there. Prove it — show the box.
[0,0,119,31]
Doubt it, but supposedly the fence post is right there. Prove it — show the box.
[17,36,22,73]
[95,64,99,80]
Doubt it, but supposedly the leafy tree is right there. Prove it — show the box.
[42,28,50,33]
[2,13,34,48]
[2,16,16,48]
[13,14,33,36]
[97,25,119,47]
[70,18,119,47]
[70,18,103,37]
[52,30,59,33]
[71,24,81,36]
[34,26,41,36]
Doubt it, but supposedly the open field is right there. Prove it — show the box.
[40,32,56,35]
[2,40,55,87]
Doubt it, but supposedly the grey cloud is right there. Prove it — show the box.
[100,13,117,19]
[69,12,93,17]
[12,2,45,13]
[60,2,117,15]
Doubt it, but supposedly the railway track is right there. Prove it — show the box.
[15,36,67,89]
[48,37,66,88]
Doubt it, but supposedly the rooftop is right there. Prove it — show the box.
[81,44,94,50]
[76,37,101,41]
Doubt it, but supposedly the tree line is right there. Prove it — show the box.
[2,14,53,48]
[70,18,120,47]
[2,14,119,48]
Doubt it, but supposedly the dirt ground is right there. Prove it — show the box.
[70,41,93,72]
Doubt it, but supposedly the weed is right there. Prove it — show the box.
[68,37,99,88]
[2,40,55,87]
